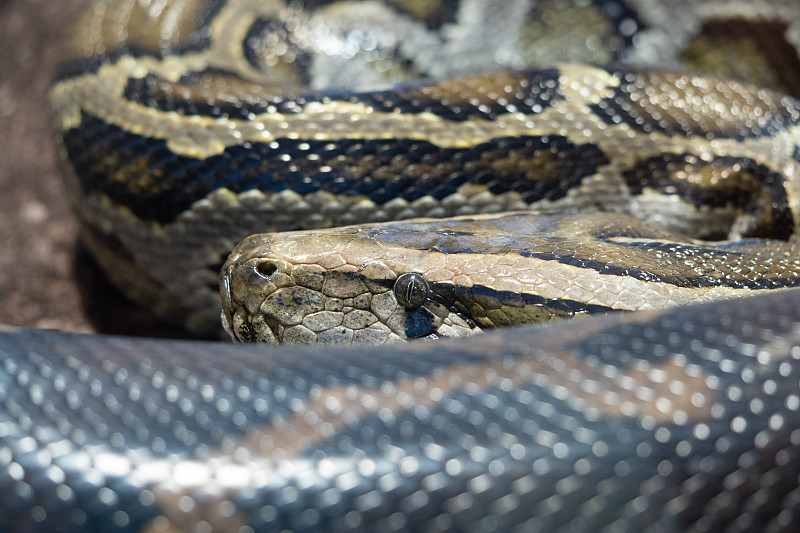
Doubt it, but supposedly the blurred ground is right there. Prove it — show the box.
[0,0,184,337]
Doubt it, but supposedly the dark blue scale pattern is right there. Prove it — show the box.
[63,112,608,225]
[0,329,500,532]
[3,289,800,530]
[572,297,786,371]
[234,380,725,532]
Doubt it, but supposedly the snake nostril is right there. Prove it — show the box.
[255,261,278,278]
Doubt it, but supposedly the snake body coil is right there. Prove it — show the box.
[4,0,800,531]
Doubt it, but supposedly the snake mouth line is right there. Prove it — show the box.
[245,311,283,344]
[225,305,284,344]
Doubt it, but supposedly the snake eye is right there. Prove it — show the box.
[394,273,430,309]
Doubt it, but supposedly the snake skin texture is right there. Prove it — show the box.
[2,0,799,531]
[2,291,800,532]
[220,212,800,344]
[48,0,800,334]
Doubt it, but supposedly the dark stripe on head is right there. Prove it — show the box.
[364,213,800,290]
[402,281,618,338]
[432,282,616,329]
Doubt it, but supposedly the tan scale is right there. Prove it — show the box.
[221,211,800,344]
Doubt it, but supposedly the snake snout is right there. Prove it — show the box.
[219,267,236,340]
[219,234,289,343]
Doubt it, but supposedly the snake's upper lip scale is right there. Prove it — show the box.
[251,311,283,344]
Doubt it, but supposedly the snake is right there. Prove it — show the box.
[4,0,800,530]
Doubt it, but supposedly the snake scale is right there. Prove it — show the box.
[5,0,800,530]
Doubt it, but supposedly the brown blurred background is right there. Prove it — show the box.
[0,0,181,336]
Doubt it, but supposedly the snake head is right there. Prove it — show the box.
[219,227,480,344]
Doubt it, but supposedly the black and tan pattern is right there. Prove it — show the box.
[5,0,800,531]
[48,0,800,333]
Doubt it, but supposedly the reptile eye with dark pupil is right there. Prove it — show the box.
[394,273,429,309]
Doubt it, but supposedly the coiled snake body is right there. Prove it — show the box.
[5,0,800,531]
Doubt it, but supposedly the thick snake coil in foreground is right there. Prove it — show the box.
[5,0,800,531]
